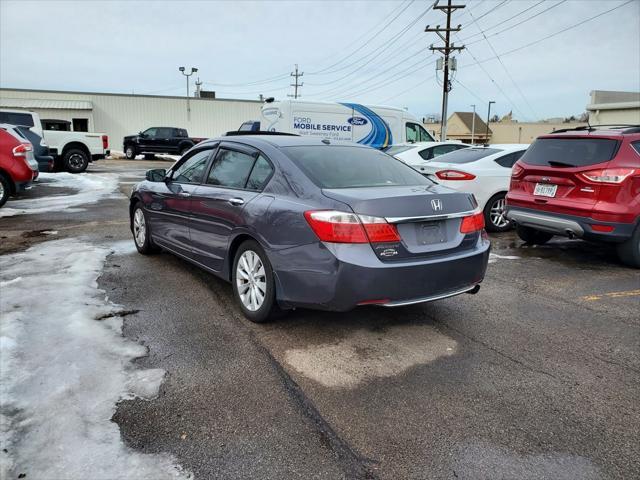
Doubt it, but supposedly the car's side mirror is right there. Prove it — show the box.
[145,168,166,182]
[139,131,147,137]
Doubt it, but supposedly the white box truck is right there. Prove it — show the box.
[238,99,435,149]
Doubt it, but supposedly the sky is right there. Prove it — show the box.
[1,0,639,122]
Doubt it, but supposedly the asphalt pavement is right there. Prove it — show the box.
[1,159,638,480]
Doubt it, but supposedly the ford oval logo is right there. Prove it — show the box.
[347,116,368,126]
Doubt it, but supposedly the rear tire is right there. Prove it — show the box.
[516,225,554,245]
[132,204,159,255]
[63,148,89,173]
[617,224,640,268]
[483,193,512,232]
[232,240,280,323]
[125,145,137,160]
[0,173,11,208]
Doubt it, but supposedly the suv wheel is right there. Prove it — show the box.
[0,174,10,208]
[63,148,89,173]
[516,225,554,245]
[617,224,640,268]
[484,193,512,232]
[232,240,280,323]
[125,145,137,160]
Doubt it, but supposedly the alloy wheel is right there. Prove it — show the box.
[68,153,86,170]
[133,208,146,247]
[489,198,509,228]
[236,250,267,312]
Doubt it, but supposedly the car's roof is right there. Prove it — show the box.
[487,144,529,150]
[539,128,640,139]
[202,135,369,149]
[401,141,465,149]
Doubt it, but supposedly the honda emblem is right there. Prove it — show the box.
[431,199,443,211]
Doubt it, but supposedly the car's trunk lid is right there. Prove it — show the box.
[322,185,478,260]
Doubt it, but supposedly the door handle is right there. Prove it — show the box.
[228,197,245,206]
[178,191,191,198]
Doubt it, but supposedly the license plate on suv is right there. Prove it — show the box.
[534,183,557,197]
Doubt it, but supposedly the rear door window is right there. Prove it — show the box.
[283,145,431,188]
[207,149,256,189]
[521,138,619,167]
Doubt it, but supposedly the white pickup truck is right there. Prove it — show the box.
[0,109,109,173]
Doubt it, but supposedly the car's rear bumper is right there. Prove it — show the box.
[92,152,108,161]
[270,237,490,311]
[505,206,638,243]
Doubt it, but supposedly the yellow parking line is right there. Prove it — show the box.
[582,289,640,301]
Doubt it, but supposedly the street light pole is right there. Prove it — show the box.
[486,101,495,145]
[470,104,476,145]
[179,66,198,120]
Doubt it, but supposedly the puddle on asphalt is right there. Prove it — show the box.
[284,324,457,388]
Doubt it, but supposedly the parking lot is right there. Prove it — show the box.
[0,159,638,479]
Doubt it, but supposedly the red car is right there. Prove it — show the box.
[506,125,640,268]
[0,126,39,208]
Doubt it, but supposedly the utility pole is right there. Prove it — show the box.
[426,0,466,141]
[288,64,304,99]
[179,66,198,120]
[194,77,202,98]
[470,104,476,145]
[486,100,495,145]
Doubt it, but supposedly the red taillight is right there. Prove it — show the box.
[460,212,485,234]
[102,135,109,149]
[591,224,614,233]
[436,170,476,181]
[304,210,400,244]
[511,162,524,179]
[581,168,636,184]
[12,143,32,158]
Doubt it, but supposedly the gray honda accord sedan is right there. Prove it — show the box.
[129,135,490,322]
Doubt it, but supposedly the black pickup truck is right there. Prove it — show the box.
[123,127,205,159]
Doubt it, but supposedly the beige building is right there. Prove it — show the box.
[425,112,586,144]
[586,90,640,125]
[0,88,262,150]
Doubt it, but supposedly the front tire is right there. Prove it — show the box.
[617,224,640,268]
[484,193,512,232]
[132,204,158,254]
[232,240,279,323]
[63,148,89,173]
[125,145,137,160]
[0,173,10,208]
[516,224,554,245]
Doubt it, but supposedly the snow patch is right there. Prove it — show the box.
[0,172,120,218]
[0,239,190,479]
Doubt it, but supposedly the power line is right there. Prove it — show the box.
[379,73,438,104]
[467,8,539,120]
[464,0,568,46]
[307,0,416,75]
[466,0,510,24]
[460,0,545,42]
[305,4,433,86]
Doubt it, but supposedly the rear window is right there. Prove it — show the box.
[433,147,500,164]
[282,145,432,188]
[0,111,35,127]
[521,138,619,167]
[385,145,414,155]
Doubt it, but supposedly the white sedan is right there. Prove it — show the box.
[387,142,470,168]
[418,144,529,232]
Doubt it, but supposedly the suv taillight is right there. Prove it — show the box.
[304,210,401,244]
[101,135,109,149]
[12,143,33,158]
[581,168,637,184]
[511,162,525,179]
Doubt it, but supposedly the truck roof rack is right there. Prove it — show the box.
[551,124,640,134]
[224,131,300,137]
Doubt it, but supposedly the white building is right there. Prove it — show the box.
[0,88,262,150]
[586,90,640,125]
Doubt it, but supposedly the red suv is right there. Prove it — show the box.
[0,126,39,208]
[506,126,640,268]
